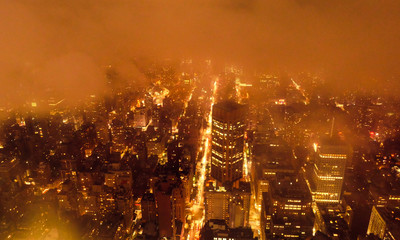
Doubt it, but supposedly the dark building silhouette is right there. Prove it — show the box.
[200,219,256,240]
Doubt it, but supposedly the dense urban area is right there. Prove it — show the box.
[1,59,400,240]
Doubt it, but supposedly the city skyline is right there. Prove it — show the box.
[2,1,400,240]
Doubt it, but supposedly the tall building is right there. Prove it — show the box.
[205,181,251,228]
[211,100,245,186]
[256,179,269,208]
[261,174,314,239]
[313,203,353,240]
[141,193,157,223]
[154,177,187,239]
[229,182,251,228]
[308,137,349,203]
[367,205,400,240]
[252,137,296,207]
[205,184,230,222]
[132,106,149,128]
[110,119,126,153]
[155,182,174,238]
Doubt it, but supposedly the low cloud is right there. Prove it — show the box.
[1,0,400,105]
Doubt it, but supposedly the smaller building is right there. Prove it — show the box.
[367,205,400,240]
[200,219,256,240]
[141,192,157,223]
[205,183,230,223]
[313,203,352,240]
[261,174,314,239]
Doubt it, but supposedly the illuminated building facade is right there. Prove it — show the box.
[110,119,127,153]
[229,182,251,228]
[133,106,149,128]
[205,185,230,222]
[313,203,353,239]
[309,137,349,203]
[261,174,314,239]
[256,179,269,207]
[211,100,245,186]
[205,181,251,228]
[367,205,400,240]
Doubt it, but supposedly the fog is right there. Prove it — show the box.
[1,0,400,105]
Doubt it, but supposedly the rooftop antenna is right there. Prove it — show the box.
[330,117,335,138]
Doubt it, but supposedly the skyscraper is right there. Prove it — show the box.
[211,100,245,186]
[308,137,349,203]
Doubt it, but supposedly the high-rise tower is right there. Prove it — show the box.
[309,137,349,203]
[211,100,245,186]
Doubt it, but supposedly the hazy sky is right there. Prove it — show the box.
[1,0,400,105]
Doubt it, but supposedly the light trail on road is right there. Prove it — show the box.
[187,79,218,240]
[173,88,195,133]
[291,78,310,104]
[197,80,217,205]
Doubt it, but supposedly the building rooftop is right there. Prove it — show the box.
[200,219,255,240]
[269,174,312,200]
[375,206,400,239]
[214,100,243,112]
